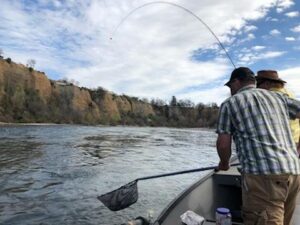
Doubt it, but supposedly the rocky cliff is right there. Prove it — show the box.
[0,58,218,127]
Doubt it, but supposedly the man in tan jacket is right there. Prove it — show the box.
[256,70,300,155]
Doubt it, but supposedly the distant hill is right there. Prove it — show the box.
[0,57,219,127]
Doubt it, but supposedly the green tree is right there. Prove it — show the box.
[170,96,177,106]
[177,99,194,107]
[150,98,166,107]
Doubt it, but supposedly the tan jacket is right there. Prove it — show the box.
[270,87,300,144]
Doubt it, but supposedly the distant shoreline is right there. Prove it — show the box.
[0,122,214,129]
[0,122,60,126]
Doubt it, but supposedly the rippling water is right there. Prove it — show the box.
[0,125,218,225]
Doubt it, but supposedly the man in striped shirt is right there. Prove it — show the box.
[216,67,300,225]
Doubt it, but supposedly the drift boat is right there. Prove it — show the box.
[125,161,300,225]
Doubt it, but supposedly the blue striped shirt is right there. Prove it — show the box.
[216,85,300,175]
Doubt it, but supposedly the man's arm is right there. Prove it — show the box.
[216,133,232,170]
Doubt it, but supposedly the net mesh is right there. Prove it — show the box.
[98,181,138,211]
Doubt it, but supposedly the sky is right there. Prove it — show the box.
[0,0,299,105]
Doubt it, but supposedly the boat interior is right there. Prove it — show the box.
[153,166,244,225]
[204,167,300,225]
[152,164,300,225]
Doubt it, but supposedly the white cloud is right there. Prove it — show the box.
[247,33,256,40]
[291,25,300,32]
[276,0,294,13]
[239,51,286,64]
[270,29,281,36]
[266,17,279,21]
[263,51,286,58]
[252,46,266,51]
[285,36,295,41]
[178,86,230,105]
[244,25,258,32]
[53,0,63,8]
[285,11,299,17]
[235,33,256,45]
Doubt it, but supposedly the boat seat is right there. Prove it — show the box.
[214,167,241,187]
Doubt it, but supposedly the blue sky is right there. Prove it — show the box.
[0,0,299,104]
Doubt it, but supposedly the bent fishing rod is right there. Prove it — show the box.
[110,1,236,69]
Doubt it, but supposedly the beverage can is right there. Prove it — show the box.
[215,207,232,225]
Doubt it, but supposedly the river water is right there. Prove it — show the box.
[0,125,219,225]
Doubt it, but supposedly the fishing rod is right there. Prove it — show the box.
[110,1,236,68]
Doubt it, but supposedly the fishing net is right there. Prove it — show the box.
[98,180,138,211]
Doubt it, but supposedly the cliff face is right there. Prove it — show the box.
[0,58,156,124]
[0,60,52,100]
[0,58,218,127]
[0,59,52,121]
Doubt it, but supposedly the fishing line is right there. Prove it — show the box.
[110,1,236,68]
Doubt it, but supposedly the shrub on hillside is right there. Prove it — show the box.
[6,58,11,64]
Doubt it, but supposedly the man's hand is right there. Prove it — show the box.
[218,161,230,171]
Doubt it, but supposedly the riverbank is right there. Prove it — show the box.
[0,122,60,126]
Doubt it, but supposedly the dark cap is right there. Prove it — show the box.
[256,70,286,83]
[224,67,255,86]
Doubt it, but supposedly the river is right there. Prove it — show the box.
[0,125,219,225]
